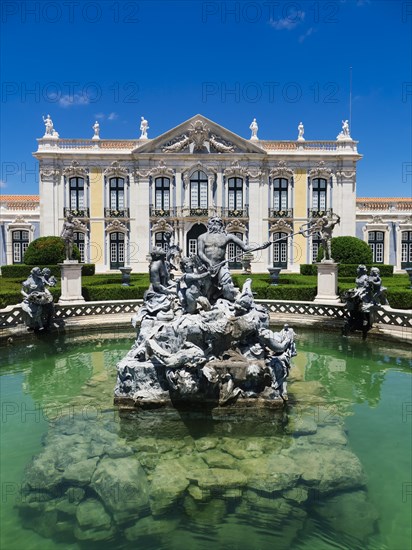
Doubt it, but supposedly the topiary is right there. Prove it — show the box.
[317,236,373,265]
[24,236,80,265]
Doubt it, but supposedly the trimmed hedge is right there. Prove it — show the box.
[24,236,81,264]
[317,236,373,265]
[81,285,147,301]
[1,263,95,278]
[300,264,394,277]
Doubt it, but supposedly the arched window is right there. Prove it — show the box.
[12,230,29,264]
[155,232,169,251]
[228,177,243,213]
[109,177,125,210]
[155,177,170,212]
[273,232,288,268]
[273,178,288,210]
[69,177,85,210]
[312,178,327,211]
[368,231,384,263]
[190,171,208,211]
[74,232,85,263]
[227,232,243,269]
[401,231,412,268]
[110,232,125,269]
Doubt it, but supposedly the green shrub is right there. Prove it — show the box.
[300,264,318,276]
[1,263,95,279]
[81,285,147,301]
[266,285,317,301]
[317,236,373,264]
[386,289,412,310]
[24,236,80,264]
[300,263,394,278]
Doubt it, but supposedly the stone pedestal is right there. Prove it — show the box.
[314,261,340,304]
[120,266,132,286]
[59,261,85,304]
[268,267,281,286]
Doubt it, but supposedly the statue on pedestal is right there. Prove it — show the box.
[92,121,100,140]
[249,118,259,140]
[298,121,305,141]
[42,114,59,138]
[309,214,341,261]
[140,116,149,139]
[20,267,56,331]
[337,119,352,140]
[60,214,76,261]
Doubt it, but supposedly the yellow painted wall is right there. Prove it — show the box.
[293,169,308,263]
[89,168,104,266]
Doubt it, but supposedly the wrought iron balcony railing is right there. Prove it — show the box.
[149,206,177,218]
[307,208,333,219]
[221,206,249,218]
[189,207,209,217]
[268,208,293,219]
[64,207,90,218]
[104,208,130,219]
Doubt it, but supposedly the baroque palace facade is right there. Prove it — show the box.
[1,114,411,272]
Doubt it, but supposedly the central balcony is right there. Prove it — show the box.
[104,208,130,219]
[149,205,249,220]
[268,208,293,219]
[307,208,333,219]
[64,207,89,219]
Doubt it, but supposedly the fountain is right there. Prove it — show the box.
[114,216,295,409]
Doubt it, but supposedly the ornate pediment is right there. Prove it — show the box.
[105,220,127,233]
[151,219,174,234]
[309,161,332,179]
[226,219,247,234]
[134,161,175,179]
[269,218,293,234]
[132,115,266,156]
[269,161,293,180]
[104,161,129,178]
[63,161,88,178]
[73,219,89,233]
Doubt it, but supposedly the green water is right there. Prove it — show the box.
[0,330,411,550]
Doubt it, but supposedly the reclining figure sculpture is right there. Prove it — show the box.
[115,217,297,407]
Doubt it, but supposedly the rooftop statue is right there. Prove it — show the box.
[140,116,149,139]
[115,218,296,407]
[249,118,259,140]
[42,114,59,138]
[20,267,56,331]
[298,121,305,141]
[92,120,100,140]
[337,119,352,140]
[342,264,388,338]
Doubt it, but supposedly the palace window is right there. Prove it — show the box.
[12,230,29,264]
[312,178,327,211]
[155,177,170,211]
[110,232,125,269]
[401,231,412,268]
[69,177,85,210]
[227,232,243,269]
[228,177,243,211]
[368,231,384,263]
[155,232,169,252]
[74,232,85,263]
[190,171,208,209]
[273,232,288,268]
[273,178,288,210]
[109,178,125,210]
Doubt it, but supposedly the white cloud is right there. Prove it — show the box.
[299,27,315,43]
[0,179,6,189]
[59,93,90,108]
[269,11,305,30]
[94,112,119,121]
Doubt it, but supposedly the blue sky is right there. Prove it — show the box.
[1,0,411,197]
